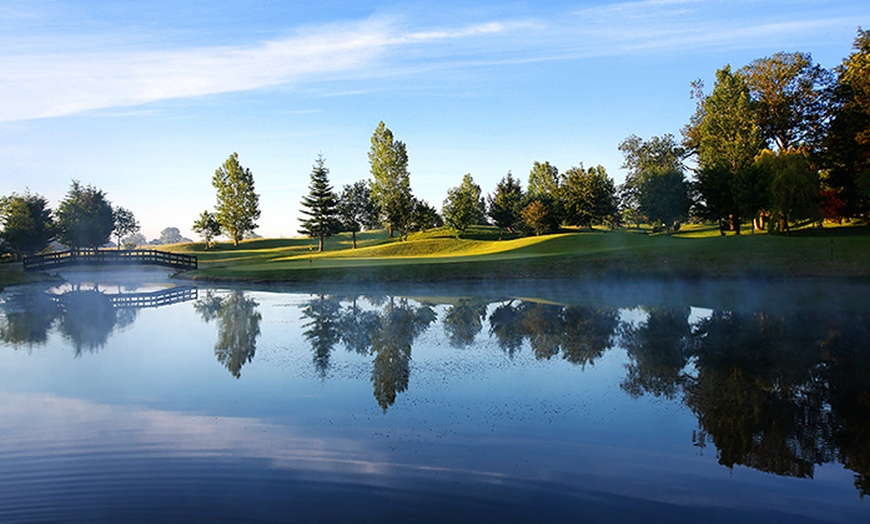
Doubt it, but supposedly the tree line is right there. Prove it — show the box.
[3,29,867,256]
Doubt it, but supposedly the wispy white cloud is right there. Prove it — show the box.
[0,2,861,122]
[0,16,539,122]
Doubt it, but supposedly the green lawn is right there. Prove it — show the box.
[170,224,870,284]
[2,224,867,289]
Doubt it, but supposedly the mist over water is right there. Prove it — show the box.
[1,275,868,522]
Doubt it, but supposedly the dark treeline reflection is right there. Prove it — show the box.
[0,284,160,355]
[3,287,870,494]
[294,295,870,494]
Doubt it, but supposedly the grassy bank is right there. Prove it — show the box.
[169,224,870,284]
[2,224,866,289]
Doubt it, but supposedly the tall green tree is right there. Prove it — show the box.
[487,172,524,239]
[824,28,870,217]
[757,149,821,233]
[410,198,442,232]
[337,180,377,249]
[111,206,139,251]
[740,52,832,152]
[192,210,221,249]
[442,173,486,235]
[55,180,115,251]
[0,191,55,258]
[298,155,341,252]
[560,164,618,230]
[618,134,685,227]
[527,161,560,200]
[636,168,692,232]
[694,66,766,234]
[212,152,260,246]
[368,121,413,238]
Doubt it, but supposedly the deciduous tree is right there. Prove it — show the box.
[369,122,413,238]
[192,210,221,249]
[560,164,617,230]
[112,206,139,251]
[337,180,377,249]
[212,152,260,246]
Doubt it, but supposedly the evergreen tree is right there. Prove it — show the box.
[442,173,486,235]
[55,180,115,251]
[298,155,341,252]
[0,191,55,258]
[212,152,260,246]
[487,172,524,239]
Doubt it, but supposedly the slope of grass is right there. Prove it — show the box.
[174,225,870,284]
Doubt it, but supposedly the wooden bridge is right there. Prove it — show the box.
[23,249,198,272]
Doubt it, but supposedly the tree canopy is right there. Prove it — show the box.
[369,121,413,239]
[487,172,524,239]
[212,152,260,246]
[0,191,55,257]
[560,164,617,230]
[442,173,486,235]
[55,180,115,251]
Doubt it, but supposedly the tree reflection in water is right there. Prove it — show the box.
[195,290,261,379]
[3,286,870,495]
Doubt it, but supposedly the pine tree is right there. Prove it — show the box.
[298,155,341,252]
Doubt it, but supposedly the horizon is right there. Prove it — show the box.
[1,1,865,241]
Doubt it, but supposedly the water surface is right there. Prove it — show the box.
[1,274,868,522]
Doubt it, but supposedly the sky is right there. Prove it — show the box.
[0,0,865,241]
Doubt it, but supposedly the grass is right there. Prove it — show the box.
[172,223,870,284]
[2,222,867,289]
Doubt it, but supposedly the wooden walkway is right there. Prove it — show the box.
[23,249,198,272]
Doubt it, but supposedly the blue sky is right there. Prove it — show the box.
[0,1,865,240]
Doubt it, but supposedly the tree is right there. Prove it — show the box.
[368,121,413,238]
[442,173,486,235]
[740,52,833,152]
[298,155,341,252]
[559,164,618,230]
[487,172,524,239]
[0,191,55,258]
[192,210,221,249]
[636,168,692,232]
[823,28,870,217]
[694,66,766,234]
[410,198,442,232]
[618,134,685,228]
[337,181,377,249]
[157,227,185,245]
[111,206,139,251]
[521,200,553,236]
[756,149,821,233]
[527,161,560,200]
[55,180,115,251]
[212,152,260,246]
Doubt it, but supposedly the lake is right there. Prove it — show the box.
[1,270,869,522]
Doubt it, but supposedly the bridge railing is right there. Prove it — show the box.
[23,249,198,272]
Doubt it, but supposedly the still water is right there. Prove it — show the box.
[1,271,869,522]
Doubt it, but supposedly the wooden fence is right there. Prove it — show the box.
[23,249,198,272]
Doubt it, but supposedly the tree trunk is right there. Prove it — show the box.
[318,236,324,252]
[388,223,394,238]
[352,231,357,249]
